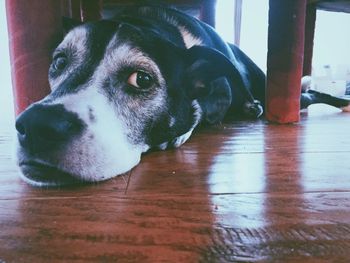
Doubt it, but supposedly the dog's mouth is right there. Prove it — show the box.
[19,161,84,187]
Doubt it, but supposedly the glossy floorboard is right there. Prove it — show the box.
[1,105,350,262]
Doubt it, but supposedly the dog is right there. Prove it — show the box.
[15,5,350,187]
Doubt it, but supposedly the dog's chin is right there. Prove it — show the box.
[19,161,86,187]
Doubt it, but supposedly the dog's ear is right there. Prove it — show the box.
[184,46,260,123]
[62,17,82,34]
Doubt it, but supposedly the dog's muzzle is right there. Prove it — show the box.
[15,104,85,186]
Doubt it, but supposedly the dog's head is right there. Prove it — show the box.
[15,19,237,186]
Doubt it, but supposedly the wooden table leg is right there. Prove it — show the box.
[6,0,63,115]
[266,0,307,123]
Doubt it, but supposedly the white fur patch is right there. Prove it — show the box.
[192,99,203,127]
[50,88,147,182]
[157,142,169,150]
[301,75,312,92]
[178,26,203,49]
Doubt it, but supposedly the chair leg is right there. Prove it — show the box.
[266,0,307,123]
[80,0,102,22]
[200,0,216,27]
[6,0,63,115]
[303,3,317,76]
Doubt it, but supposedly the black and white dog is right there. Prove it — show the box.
[15,5,350,186]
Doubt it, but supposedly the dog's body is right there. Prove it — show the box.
[15,6,350,186]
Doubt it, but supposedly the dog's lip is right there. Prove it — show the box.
[19,160,83,187]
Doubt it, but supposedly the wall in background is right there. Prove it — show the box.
[312,10,350,96]
[216,1,350,96]
[215,0,268,72]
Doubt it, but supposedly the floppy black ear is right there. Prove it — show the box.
[184,46,262,123]
[62,17,82,34]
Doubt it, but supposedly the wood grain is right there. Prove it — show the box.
[1,104,350,262]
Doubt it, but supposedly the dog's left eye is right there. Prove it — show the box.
[127,71,153,89]
[52,54,68,71]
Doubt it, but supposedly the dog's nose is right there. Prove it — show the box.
[15,104,85,153]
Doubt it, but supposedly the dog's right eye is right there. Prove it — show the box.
[127,71,153,90]
[52,54,68,71]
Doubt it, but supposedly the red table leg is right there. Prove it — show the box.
[6,0,63,115]
[266,0,307,123]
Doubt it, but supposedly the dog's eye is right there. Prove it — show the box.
[127,71,153,89]
[53,54,68,71]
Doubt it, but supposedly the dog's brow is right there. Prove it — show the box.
[102,43,164,82]
[110,46,154,67]
[49,26,91,91]
[60,26,88,55]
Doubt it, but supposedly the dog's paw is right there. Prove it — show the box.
[157,142,169,150]
[156,129,193,150]
[156,129,194,150]
[171,129,193,148]
[243,100,263,119]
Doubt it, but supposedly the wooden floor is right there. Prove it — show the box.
[1,105,350,262]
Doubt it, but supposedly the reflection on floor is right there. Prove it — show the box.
[1,104,350,262]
